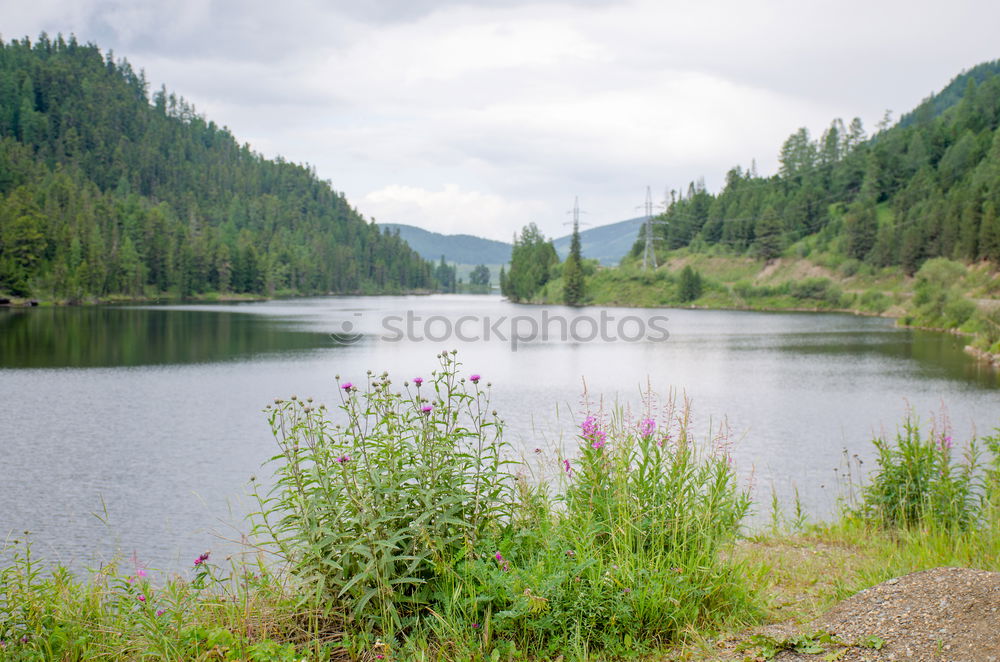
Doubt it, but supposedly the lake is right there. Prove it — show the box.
[1,295,998,573]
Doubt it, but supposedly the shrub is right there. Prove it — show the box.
[855,414,983,530]
[858,288,890,313]
[788,277,844,306]
[255,355,758,656]
[463,397,756,654]
[255,352,514,634]
[677,265,703,302]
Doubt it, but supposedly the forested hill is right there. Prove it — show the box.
[645,60,1000,273]
[0,35,434,300]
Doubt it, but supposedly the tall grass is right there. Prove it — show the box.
[253,351,514,637]
[251,353,759,659]
[851,413,989,531]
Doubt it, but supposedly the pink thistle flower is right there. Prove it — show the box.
[138,594,146,602]
[413,377,423,386]
[341,382,352,391]
[421,405,433,413]
[193,551,210,566]
[336,455,351,464]
[470,374,481,384]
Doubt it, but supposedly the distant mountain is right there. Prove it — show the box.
[553,217,645,266]
[382,217,645,269]
[379,223,512,265]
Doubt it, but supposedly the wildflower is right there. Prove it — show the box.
[941,435,953,451]
[563,459,572,473]
[156,609,166,617]
[565,549,575,557]
[138,594,146,602]
[413,377,423,386]
[336,455,351,464]
[581,416,607,449]
[194,551,210,566]
[638,418,656,438]
[470,374,481,384]
[421,405,433,413]
[534,447,542,453]
[341,382,352,391]
[472,623,480,629]
[623,587,631,593]
[494,551,504,562]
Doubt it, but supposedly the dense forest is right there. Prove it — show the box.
[637,60,1000,273]
[0,34,436,300]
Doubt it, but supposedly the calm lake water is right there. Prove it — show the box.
[1,295,998,573]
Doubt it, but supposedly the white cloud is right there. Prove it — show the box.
[360,184,547,241]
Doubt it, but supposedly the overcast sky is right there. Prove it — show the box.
[3,0,998,240]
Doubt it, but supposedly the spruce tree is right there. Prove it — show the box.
[562,220,585,306]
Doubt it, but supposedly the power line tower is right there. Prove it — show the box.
[641,186,665,270]
[565,195,589,234]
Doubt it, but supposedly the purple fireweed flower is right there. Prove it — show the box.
[421,405,433,413]
[581,416,607,449]
[413,377,423,386]
[563,459,572,473]
[470,374,481,384]
[638,418,656,438]
[156,609,166,617]
[341,382,352,391]
[941,435,953,451]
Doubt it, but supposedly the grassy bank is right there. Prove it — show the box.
[2,354,998,660]
[534,251,1000,364]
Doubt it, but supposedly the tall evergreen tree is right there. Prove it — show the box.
[562,219,585,306]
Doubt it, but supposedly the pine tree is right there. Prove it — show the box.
[562,220,585,306]
[979,201,1000,261]
[677,265,703,302]
[754,206,784,261]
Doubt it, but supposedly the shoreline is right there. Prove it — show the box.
[514,294,1000,368]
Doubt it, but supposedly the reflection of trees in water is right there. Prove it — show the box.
[0,308,332,368]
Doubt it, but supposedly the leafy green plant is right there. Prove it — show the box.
[855,414,983,530]
[254,351,514,635]
[738,630,843,659]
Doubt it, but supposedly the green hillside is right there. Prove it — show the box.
[0,35,435,301]
[378,223,512,265]
[553,216,644,266]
